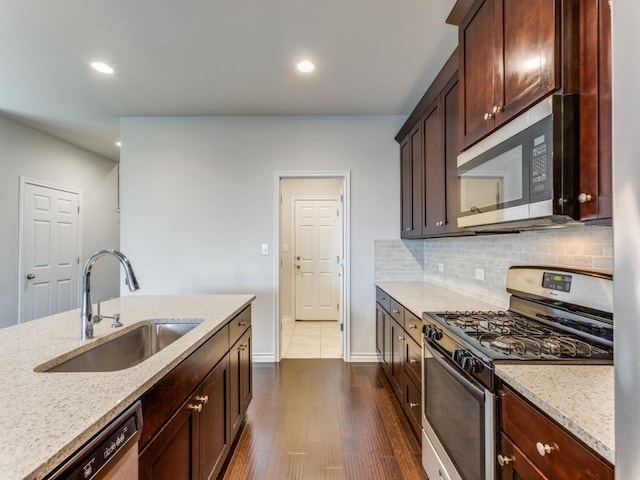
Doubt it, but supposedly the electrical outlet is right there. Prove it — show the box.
[475,268,485,281]
[438,263,445,273]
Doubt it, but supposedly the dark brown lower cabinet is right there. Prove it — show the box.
[498,385,613,480]
[139,357,230,480]
[375,287,423,441]
[138,306,253,480]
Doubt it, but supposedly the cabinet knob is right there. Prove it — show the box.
[578,193,594,203]
[238,321,247,327]
[392,309,400,314]
[188,403,203,413]
[408,402,420,408]
[492,105,502,114]
[398,335,405,341]
[408,323,418,329]
[404,227,411,231]
[195,395,209,404]
[536,442,558,456]
[409,358,419,364]
[497,454,514,466]
[26,273,36,280]
[484,112,491,121]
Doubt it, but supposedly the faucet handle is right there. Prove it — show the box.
[111,313,123,329]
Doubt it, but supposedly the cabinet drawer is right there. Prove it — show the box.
[376,287,391,312]
[500,386,613,480]
[389,298,404,325]
[404,309,422,343]
[229,306,251,347]
[404,336,421,389]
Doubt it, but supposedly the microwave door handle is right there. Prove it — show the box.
[425,341,485,401]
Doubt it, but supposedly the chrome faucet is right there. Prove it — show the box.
[81,249,140,341]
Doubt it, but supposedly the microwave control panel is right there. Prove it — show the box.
[529,115,553,201]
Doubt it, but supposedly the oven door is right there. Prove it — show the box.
[422,338,495,480]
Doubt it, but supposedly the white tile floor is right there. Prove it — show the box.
[281,320,342,358]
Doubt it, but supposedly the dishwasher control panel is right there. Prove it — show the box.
[47,401,142,480]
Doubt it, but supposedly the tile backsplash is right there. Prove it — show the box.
[374,225,612,307]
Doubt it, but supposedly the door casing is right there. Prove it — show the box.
[274,171,350,362]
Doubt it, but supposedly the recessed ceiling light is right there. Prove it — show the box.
[91,61,114,75]
[296,60,315,73]
[116,141,122,147]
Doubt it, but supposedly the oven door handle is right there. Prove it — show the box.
[425,340,485,401]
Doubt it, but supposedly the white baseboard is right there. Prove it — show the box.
[346,353,380,363]
[252,353,277,363]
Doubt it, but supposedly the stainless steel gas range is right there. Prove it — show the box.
[420,266,613,480]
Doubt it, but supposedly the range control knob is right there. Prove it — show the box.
[429,327,443,341]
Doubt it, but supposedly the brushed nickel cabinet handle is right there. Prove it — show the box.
[497,454,514,466]
[536,442,558,456]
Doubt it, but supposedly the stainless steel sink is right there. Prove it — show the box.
[40,321,201,372]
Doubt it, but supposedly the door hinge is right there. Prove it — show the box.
[77,257,80,265]
[337,303,339,311]
[336,209,339,217]
[340,323,343,332]
[340,194,344,203]
[77,206,80,214]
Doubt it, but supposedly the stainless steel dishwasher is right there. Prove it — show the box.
[47,401,142,480]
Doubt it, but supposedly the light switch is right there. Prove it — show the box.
[282,243,289,252]
[261,243,269,256]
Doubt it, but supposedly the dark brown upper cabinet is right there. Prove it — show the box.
[452,0,611,222]
[397,50,472,239]
[460,0,559,149]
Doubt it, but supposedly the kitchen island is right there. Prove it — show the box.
[0,294,254,480]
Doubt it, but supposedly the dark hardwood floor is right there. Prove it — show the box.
[221,359,426,480]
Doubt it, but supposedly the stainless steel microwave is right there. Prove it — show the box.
[457,95,580,231]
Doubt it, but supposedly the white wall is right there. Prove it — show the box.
[613,2,640,477]
[119,115,402,361]
[0,115,121,328]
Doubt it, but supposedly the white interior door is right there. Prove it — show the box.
[294,199,340,321]
[21,181,80,323]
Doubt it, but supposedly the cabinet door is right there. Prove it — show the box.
[229,337,242,440]
[390,318,405,400]
[383,309,392,374]
[443,77,466,234]
[376,303,385,359]
[239,328,252,419]
[501,0,558,122]
[460,0,498,147]
[422,98,446,235]
[200,357,231,480]
[400,125,423,238]
[139,398,200,480]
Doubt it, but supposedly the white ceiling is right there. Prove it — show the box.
[0,0,458,160]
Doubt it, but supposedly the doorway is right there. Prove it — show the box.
[275,172,350,361]
[18,178,82,323]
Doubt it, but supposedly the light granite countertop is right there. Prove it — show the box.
[375,280,506,318]
[496,364,614,465]
[0,294,255,480]
[375,281,614,465]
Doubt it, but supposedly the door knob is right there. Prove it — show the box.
[296,256,301,260]
[296,265,301,269]
[578,193,593,203]
[26,273,36,280]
